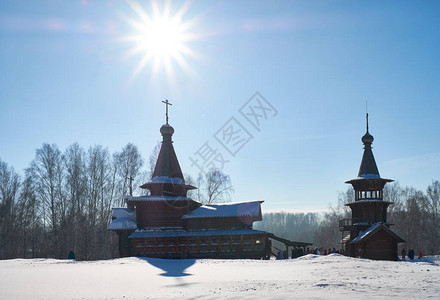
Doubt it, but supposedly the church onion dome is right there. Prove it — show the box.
[361,112,374,146]
[160,123,175,136]
[361,131,374,145]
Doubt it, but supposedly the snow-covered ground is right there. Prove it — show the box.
[1,254,439,299]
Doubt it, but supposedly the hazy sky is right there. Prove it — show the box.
[1,0,439,212]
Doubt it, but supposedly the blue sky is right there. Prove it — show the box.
[1,0,439,212]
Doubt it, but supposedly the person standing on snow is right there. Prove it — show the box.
[401,248,407,260]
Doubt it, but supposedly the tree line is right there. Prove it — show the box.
[0,143,145,260]
[0,142,233,260]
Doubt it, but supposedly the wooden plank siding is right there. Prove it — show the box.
[348,202,390,225]
[356,229,399,261]
[135,202,194,228]
[130,234,269,259]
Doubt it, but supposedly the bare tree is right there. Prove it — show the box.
[0,159,20,258]
[383,181,404,221]
[83,145,111,259]
[184,173,196,199]
[314,191,351,249]
[63,143,87,256]
[424,181,440,253]
[15,172,41,258]
[114,143,144,200]
[31,143,64,257]
[197,168,234,204]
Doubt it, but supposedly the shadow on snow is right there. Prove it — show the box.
[138,257,196,277]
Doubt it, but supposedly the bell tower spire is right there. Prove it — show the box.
[366,112,369,133]
[358,113,379,177]
[347,113,392,196]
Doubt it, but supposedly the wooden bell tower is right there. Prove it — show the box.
[339,114,404,260]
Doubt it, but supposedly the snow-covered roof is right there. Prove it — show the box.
[129,228,267,238]
[125,195,193,202]
[352,200,385,203]
[353,222,370,226]
[182,201,262,219]
[358,174,381,179]
[108,218,137,230]
[351,223,405,243]
[149,176,185,184]
[351,223,382,243]
[346,199,393,205]
[112,207,135,219]
[108,208,137,231]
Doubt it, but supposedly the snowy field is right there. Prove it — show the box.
[1,254,439,299]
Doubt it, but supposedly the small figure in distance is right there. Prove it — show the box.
[68,250,76,260]
[401,248,406,260]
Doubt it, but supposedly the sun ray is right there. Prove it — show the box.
[127,0,151,24]
[163,0,171,20]
[134,53,153,75]
[120,0,201,81]
[174,1,190,20]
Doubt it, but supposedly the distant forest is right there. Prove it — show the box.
[1,142,439,260]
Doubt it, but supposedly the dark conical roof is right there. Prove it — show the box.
[357,113,382,179]
[358,130,380,179]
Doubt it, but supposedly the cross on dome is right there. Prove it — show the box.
[162,99,172,124]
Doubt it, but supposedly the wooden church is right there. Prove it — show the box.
[339,114,405,260]
[108,103,270,259]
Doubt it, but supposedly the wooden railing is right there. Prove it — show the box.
[339,218,370,231]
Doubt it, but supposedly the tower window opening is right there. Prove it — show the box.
[366,191,371,198]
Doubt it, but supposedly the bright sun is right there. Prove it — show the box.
[122,0,198,79]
